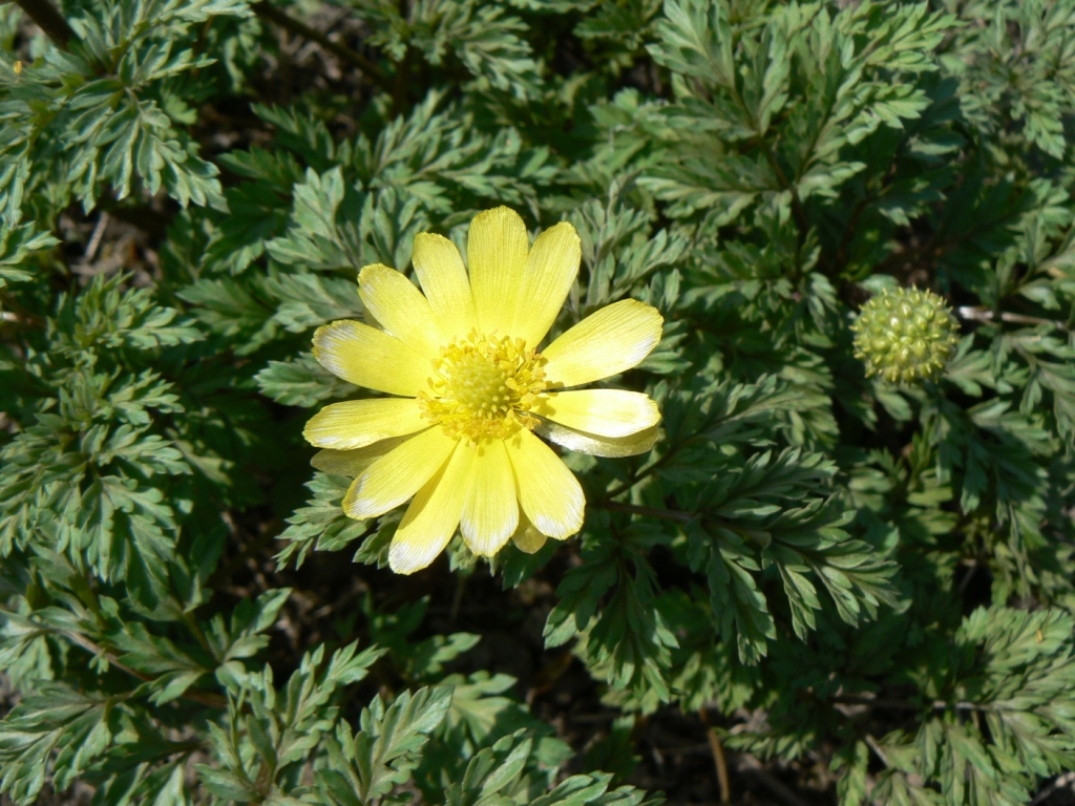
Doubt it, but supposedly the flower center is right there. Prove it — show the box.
[417,331,549,443]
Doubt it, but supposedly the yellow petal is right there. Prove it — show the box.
[468,207,529,336]
[460,440,518,556]
[542,299,663,388]
[358,264,442,358]
[513,221,580,348]
[344,427,457,519]
[505,429,584,540]
[542,389,659,438]
[313,320,429,397]
[412,232,478,343]
[511,511,548,554]
[311,437,409,476]
[389,442,475,574]
[537,422,660,458]
[304,398,429,449]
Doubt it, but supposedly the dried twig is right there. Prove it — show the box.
[699,708,732,804]
[252,2,392,92]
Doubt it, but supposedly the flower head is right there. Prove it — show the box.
[304,207,663,573]
[851,287,960,384]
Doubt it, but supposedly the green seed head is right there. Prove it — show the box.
[851,287,960,384]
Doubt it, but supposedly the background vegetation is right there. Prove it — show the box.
[1,0,1075,803]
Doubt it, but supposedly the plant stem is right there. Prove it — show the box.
[602,501,694,523]
[831,692,991,714]
[61,628,228,709]
[180,609,216,660]
[599,502,772,549]
[956,305,1068,330]
[11,0,75,49]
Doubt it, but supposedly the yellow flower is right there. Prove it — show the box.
[304,207,663,574]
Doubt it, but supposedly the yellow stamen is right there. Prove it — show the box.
[418,330,548,443]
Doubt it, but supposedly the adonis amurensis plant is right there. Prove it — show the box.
[1,0,1075,804]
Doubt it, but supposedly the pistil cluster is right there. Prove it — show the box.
[418,331,549,443]
[852,287,960,384]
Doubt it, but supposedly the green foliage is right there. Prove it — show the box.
[1,0,1074,802]
[0,0,241,222]
[862,607,1075,805]
[941,0,1075,160]
[0,223,59,288]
